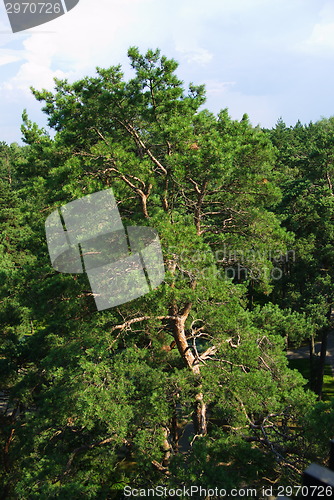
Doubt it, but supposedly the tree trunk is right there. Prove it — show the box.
[194,392,207,435]
[314,328,328,400]
[314,307,332,400]
[171,303,207,438]
[309,334,316,390]
[161,427,171,466]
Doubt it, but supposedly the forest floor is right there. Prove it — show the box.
[287,330,334,377]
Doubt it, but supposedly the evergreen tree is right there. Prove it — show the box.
[269,118,334,397]
[1,49,334,498]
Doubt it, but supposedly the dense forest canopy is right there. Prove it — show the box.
[1,47,334,499]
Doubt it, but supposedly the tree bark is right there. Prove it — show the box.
[171,300,207,437]
[314,307,332,400]
[309,334,316,390]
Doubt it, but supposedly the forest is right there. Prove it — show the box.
[1,47,334,499]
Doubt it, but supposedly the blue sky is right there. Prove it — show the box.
[0,0,333,144]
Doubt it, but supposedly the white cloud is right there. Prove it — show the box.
[0,0,333,143]
[2,34,68,92]
[0,0,177,142]
[205,80,236,95]
[318,1,334,21]
[0,0,161,94]
[300,22,334,55]
[0,51,22,66]
[297,2,334,56]
[176,47,213,66]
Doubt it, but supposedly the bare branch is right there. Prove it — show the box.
[116,119,168,175]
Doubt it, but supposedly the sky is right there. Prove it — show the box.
[0,0,334,144]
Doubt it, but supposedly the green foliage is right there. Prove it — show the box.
[252,302,317,346]
[1,48,334,498]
